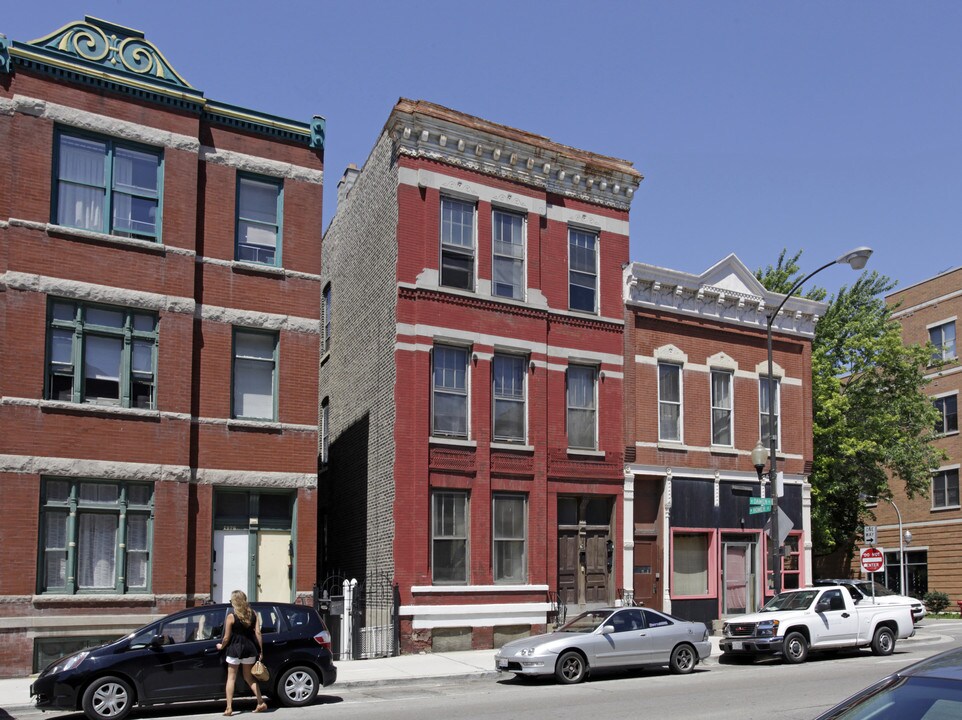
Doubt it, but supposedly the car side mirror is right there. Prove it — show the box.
[149,634,166,648]
[815,600,830,613]
[601,625,615,635]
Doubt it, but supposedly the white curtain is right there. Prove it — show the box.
[58,136,105,230]
[78,513,117,589]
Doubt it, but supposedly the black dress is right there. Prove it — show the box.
[224,611,259,659]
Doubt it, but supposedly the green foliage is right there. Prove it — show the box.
[924,591,951,614]
[757,251,944,558]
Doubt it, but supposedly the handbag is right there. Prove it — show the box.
[251,660,270,682]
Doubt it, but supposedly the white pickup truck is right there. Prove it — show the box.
[719,585,915,663]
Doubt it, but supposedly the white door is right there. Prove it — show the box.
[213,529,250,603]
[257,530,292,602]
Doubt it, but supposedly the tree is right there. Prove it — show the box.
[757,251,943,563]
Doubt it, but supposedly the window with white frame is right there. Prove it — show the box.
[658,363,682,442]
[493,494,527,583]
[322,283,332,352]
[232,329,277,420]
[759,376,781,450]
[440,196,475,290]
[40,478,153,594]
[47,300,157,409]
[568,228,598,313]
[432,490,468,583]
[236,175,282,265]
[55,130,162,241]
[929,320,957,363]
[935,394,958,435]
[567,365,597,449]
[492,209,524,300]
[711,369,733,445]
[493,354,526,442]
[933,468,960,509]
[673,533,709,596]
[433,345,469,438]
[321,397,330,465]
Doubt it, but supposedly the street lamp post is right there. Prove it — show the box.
[760,246,872,596]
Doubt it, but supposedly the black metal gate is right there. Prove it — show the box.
[315,571,399,660]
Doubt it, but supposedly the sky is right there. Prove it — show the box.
[5,1,960,298]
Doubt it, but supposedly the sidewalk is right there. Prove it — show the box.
[0,636,725,713]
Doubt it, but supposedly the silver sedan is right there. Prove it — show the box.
[494,606,711,684]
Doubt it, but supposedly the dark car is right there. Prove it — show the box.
[31,602,336,720]
[813,645,962,719]
[814,579,926,623]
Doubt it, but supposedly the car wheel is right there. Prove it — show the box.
[277,665,319,707]
[871,626,895,656]
[81,676,134,720]
[669,644,697,674]
[555,650,588,684]
[782,632,809,664]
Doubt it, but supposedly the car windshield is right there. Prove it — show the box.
[855,581,898,597]
[825,676,962,719]
[761,590,819,612]
[558,609,613,633]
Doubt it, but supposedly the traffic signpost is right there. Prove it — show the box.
[860,547,884,574]
[749,497,773,514]
[864,525,877,545]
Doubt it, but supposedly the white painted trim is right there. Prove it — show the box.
[546,205,630,236]
[932,389,959,400]
[925,364,962,381]
[627,462,807,484]
[632,442,805,462]
[401,167,547,215]
[399,602,551,629]
[410,584,548,593]
[200,146,323,184]
[926,316,958,331]
[634,355,802,386]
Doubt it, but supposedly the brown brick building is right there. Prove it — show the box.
[0,17,324,675]
[623,255,823,626]
[319,99,640,652]
[875,267,962,601]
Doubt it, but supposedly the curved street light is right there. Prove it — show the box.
[763,246,872,595]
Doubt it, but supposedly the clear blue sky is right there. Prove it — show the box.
[6,1,959,297]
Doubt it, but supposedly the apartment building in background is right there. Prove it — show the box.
[623,256,824,627]
[320,99,640,652]
[875,267,962,601]
[0,17,324,676]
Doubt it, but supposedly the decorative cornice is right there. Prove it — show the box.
[388,99,641,211]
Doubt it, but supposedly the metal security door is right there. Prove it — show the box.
[256,530,292,602]
[213,529,249,603]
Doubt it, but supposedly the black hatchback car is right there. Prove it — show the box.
[31,602,337,720]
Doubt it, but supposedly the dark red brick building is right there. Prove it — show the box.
[623,256,822,627]
[0,17,324,675]
[320,99,640,651]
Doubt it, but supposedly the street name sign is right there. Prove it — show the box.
[749,499,773,514]
[860,547,884,573]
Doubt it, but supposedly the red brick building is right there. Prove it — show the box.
[623,256,823,627]
[320,99,640,651]
[875,267,962,600]
[0,17,324,675]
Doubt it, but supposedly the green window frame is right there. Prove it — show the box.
[54,128,163,241]
[46,299,158,409]
[39,478,153,595]
[232,328,278,420]
[235,174,283,266]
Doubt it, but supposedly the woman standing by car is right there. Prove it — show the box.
[216,590,267,715]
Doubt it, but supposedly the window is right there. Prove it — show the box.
[658,363,682,442]
[493,354,525,442]
[432,491,468,583]
[232,329,277,420]
[759,377,781,450]
[673,533,709,596]
[492,209,524,300]
[711,370,733,445]
[566,365,597,449]
[440,196,475,290]
[55,130,161,240]
[235,175,282,265]
[321,397,330,465]
[40,478,153,594]
[935,395,958,435]
[929,321,957,363]
[322,284,332,352]
[493,494,526,583]
[933,468,960,509]
[46,300,157,409]
[781,534,801,590]
[568,228,598,313]
[432,345,469,438]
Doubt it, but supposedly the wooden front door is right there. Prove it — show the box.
[557,496,613,609]
[633,539,658,608]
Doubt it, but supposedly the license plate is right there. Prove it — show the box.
[497,658,508,668]
[731,641,743,651]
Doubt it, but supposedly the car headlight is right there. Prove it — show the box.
[756,620,780,637]
[722,623,730,637]
[46,651,89,676]
[518,647,538,657]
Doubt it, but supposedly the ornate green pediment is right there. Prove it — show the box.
[25,16,193,90]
